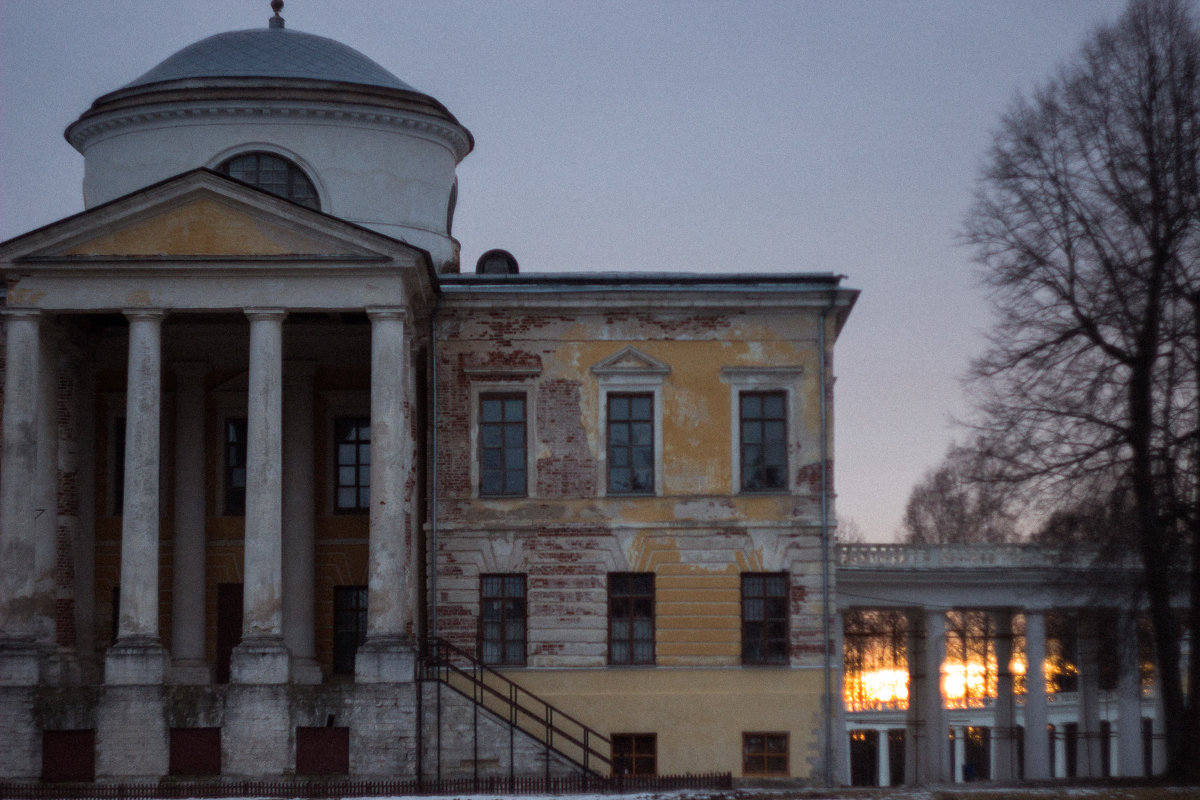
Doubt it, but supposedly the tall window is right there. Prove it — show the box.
[334,417,370,512]
[479,395,526,496]
[217,152,319,209]
[223,418,248,516]
[612,733,656,776]
[333,586,368,675]
[608,573,654,665]
[607,393,654,494]
[742,732,788,776]
[739,391,787,492]
[742,572,788,664]
[479,574,526,665]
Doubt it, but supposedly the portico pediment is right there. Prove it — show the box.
[0,170,433,312]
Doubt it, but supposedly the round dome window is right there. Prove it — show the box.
[218,152,319,210]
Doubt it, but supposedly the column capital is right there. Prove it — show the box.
[123,308,165,322]
[365,306,408,322]
[1,307,42,321]
[244,307,286,322]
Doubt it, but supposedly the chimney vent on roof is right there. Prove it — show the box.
[476,249,519,275]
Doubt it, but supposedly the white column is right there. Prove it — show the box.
[1023,610,1050,779]
[0,310,44,683]
[33,326,59,651]
[282,361,320,683]
[356,308,415,682]
[877,729,890,787]
[992,610,1017,780]
[953,725,966,782]
[1078,613,1103,777]
[106,309,168,685]
[169,363,209,683]
[231,309,290,684]
[923,609,949,783]
[1114,612,1142,777]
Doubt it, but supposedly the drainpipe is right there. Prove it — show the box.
[819,291,836,787]
[430,294,442,642]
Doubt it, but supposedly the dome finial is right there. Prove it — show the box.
[269,0,285,29]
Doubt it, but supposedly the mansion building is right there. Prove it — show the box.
[0,6,856,784]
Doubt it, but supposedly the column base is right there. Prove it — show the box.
[168,658,213,685]
[231,636,291,684]
[290,656,323,685]
[0,638,44,686]
[355,636,416,683]
[105,637,167,685]
[96,685,168,780]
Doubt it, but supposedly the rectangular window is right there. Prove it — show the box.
[223,417,247,515]
[608,573,654,665]
[334,416,370,512]
[739,391,787,491]
[333,585,368,676]
[479,394,526,496]
[742,732,788,776]
[607,393,654,494]
[480,574,526,665]
[742,572,789,664]
[612,733,657,776]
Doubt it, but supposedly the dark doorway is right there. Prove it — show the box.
[1065,722,1078,778]
[1100,720,1111,777]
[887,728,905,785]
[964,726,990,781]
[42,730,95,782]
[849,729,878,786]
[1142,717,1154,777]
[216,582,243,684]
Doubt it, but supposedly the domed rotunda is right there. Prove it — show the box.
[66,1,472,272]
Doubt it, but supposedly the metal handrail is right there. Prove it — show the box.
[419,636,612,775]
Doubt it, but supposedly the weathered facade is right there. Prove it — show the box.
[0,8,855,786]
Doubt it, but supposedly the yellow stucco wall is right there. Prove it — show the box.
[497,666,826,778]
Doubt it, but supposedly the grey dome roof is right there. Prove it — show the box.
[125,28,418,92]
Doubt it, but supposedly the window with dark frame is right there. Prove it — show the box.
[608,573,654,665]
[612,733,657,776]
[739,391,787,492]
[333,585,368,675]
[607,393,654,494]
[479,395,526,496]
[479,574,526,666]
[334,416,370,512]
[217,152,320,209]
[743,732,788,776]
[223,417,247,516]
[741,572,789,664]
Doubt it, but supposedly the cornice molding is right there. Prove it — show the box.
[70,102,471,161]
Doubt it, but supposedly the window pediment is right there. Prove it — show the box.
[591,346,670,382]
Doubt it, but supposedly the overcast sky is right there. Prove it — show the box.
[0,0,1132,541]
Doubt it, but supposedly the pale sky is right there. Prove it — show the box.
[0,0,1131,541]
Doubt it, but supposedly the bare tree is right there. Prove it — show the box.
[963,0,1200,777]
[901,442,1019,544]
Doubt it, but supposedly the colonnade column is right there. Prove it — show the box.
[1078,612,1103,777]
[170,363,209,683]
[1116,611,1143,776]
[992,609,1017,780]
[356,307,414,683]
[283,361,320,683]
[33,326,59,653]
[106,309,169,684]
[1023,610,1051,779]
[876,729,891,787]
[0,309,45,684]
[906,608,949,784]
[231,309,290,684]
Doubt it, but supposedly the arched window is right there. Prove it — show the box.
[217,152,319,210]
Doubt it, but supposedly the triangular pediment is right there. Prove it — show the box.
[1,169,416,264]
[591,345,671,377]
